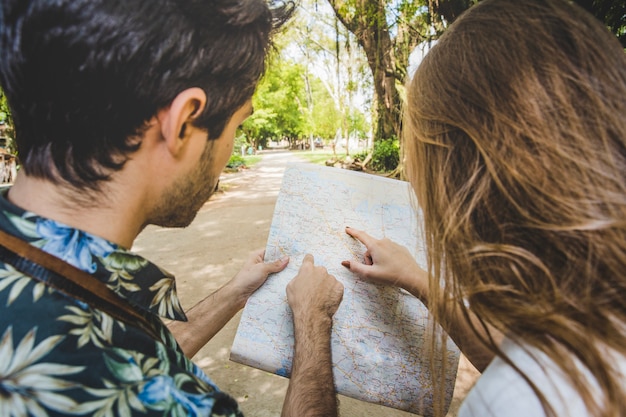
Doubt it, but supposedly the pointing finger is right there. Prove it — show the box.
[345,226,376,248]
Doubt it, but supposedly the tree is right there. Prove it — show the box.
[246,2,373,156]
[240,57,311,148]
[0,88,11,126]
[326,0,435,141]
[287,1,373,154]
[308,76,343,140]
[575,0,626,48]
[247,58,346,148]
[326,0,625,145]
[432,0,626,46]
[0,88,16,153]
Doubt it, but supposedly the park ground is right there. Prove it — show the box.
[132,149,480,417]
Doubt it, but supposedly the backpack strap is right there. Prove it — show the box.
[0,228,160,340]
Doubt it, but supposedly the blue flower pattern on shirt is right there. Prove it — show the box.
[37,219,116,273]
[0,194,243,417]
[139,375,216,416]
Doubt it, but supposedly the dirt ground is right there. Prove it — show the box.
[132,150,480,417]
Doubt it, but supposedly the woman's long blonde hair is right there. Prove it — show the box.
[404,0,626,415]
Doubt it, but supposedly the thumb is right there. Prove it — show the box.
[266,256,290,273]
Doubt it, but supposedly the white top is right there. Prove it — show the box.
[458,338,625,417]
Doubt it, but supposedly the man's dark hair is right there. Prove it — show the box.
[0,0,291,189]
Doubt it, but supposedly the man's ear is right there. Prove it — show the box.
[157,87,207,156]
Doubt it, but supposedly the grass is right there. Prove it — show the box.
[242,154,262,167]
[293,150,341,165]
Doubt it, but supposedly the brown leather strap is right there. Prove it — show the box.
[0,228,159,340]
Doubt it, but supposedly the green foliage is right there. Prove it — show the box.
[227,154,246,169]
[0,88,16,152]
[351,150,369,162]
[240,52,351,145]
[241,58,308,144]
[0,88,10,121]
[225,154,262,171]
[370,137,399,172]
[233,134,249,152]
[327,0,431,141]
[0,88,12,134]
[347,110,369,139]
[572,0,626,48]
[308,77,342,140]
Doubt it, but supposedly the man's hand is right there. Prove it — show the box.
[287,254,343,320]
[168,249,288,358]
[229,248,289,308]
[282,254,343,417]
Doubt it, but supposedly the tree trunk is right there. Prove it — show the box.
[328,0,402,141]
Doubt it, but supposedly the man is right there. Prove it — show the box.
[0,0,344,416]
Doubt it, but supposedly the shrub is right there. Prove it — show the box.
[226,154,246,169]
[371,138,399,172]
[351,150,368,163]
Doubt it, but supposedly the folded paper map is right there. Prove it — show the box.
[230,163,460,416]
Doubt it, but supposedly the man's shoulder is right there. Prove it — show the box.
[0,266,243,417]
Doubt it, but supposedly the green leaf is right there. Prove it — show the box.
[103,352,143,384]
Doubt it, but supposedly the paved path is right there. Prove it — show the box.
[133,150,478,417]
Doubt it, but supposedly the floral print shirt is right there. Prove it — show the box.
[0,193,243,416]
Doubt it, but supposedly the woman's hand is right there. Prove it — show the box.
[341,227,429,302]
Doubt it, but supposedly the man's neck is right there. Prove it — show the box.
[7,174,145,249]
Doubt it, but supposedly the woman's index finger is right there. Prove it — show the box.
[345,227,376,248]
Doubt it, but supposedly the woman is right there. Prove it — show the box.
[342,0,626,415]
